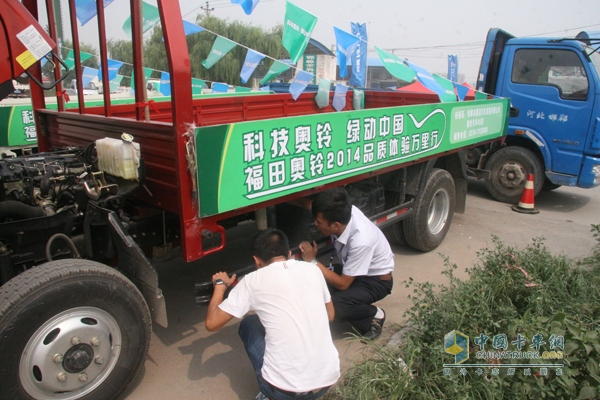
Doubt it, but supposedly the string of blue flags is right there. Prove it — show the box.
[69,0,486,106]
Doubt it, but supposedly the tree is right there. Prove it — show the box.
[105,15,287,88]
[143,15,286,86]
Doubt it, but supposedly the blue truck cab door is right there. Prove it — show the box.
[495,40,600,187]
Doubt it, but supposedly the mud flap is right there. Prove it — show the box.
[85,203,168,328]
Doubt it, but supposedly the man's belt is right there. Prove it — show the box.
[378,272,393,281]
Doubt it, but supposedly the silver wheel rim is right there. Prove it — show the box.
[428,188,450,235]
[19,307,122,400]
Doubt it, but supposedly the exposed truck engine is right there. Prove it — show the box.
[0,139,142,282]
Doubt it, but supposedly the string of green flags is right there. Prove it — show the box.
[64,0,491,106]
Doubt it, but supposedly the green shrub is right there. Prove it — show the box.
[334,226,600,399]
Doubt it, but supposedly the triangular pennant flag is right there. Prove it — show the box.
[112,74,124,84]
[374,46,416,83]
[122,1,161,39]
[230,0,260,15]
[332,84,349,111]
[333,27,359,79]
[183,20,204,35]
[144,67,153,81]
[98,59,124,81]
[475,91,488,100]
[259,60,291,85]
[108,78,122,94]
[289,69,313,100]
[212,82,229,93]
[282,1,317,64]
[315,78,331,108]
[63,49,94,70]
[159,72,171,96]
[240,49,265,84]
[192,78,205,95]
[453,82,469,101]
[202,36,237,69]
[81,67,98,89]
[406,60,447,101]
[75,0,115,26]
[349,22,368,87]
[130,69,152,90]
[432,74,457,102]
[353,89,364,110]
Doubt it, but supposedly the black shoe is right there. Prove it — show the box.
[362,310,386,341]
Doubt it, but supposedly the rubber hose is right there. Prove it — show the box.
[45,233,81,261]
[40,171,57,198]
[0,200,45,220]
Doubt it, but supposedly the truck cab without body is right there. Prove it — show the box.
[472,28,600,203]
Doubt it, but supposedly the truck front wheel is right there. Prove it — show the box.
[485,146,544,204]
[0,260,151,400]
[403,168,456,252]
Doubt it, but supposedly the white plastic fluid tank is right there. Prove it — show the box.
[95,133,141,180]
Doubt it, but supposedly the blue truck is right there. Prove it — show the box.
[471,29,600,203]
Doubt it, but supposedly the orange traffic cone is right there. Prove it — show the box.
[511,174,539,214]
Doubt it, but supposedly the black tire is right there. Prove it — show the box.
[384,221,407,246]
[485,146,544,204]
[403,168,456,252]
[0,260,151,400]
[382,190,406,246]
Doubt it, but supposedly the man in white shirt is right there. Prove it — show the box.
[206,228,340,400]
[299,187,394,340]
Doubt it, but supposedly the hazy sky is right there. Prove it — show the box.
[68,0,600,84]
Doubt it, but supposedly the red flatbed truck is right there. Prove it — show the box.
[0,0,509,398]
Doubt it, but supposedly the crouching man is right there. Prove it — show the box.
[205,228,340,400]
[299,187,394,341]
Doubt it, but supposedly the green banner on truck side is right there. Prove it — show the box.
[0,104,37,147]
[0,91,272,149]
[196,98,509,217]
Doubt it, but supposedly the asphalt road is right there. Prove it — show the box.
[124,179,600,400]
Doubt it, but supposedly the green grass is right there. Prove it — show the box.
[329,225,600,400]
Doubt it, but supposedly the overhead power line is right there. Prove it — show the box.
[383,23,600,53]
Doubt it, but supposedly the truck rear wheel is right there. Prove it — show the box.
[404,168,455,252]
[384,221,406,246]
[485,146,544,204]
[0,260,151,400]
[383,191,406,246]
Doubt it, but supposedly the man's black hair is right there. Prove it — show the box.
[311,187,352,225]
[251,228,290,263]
